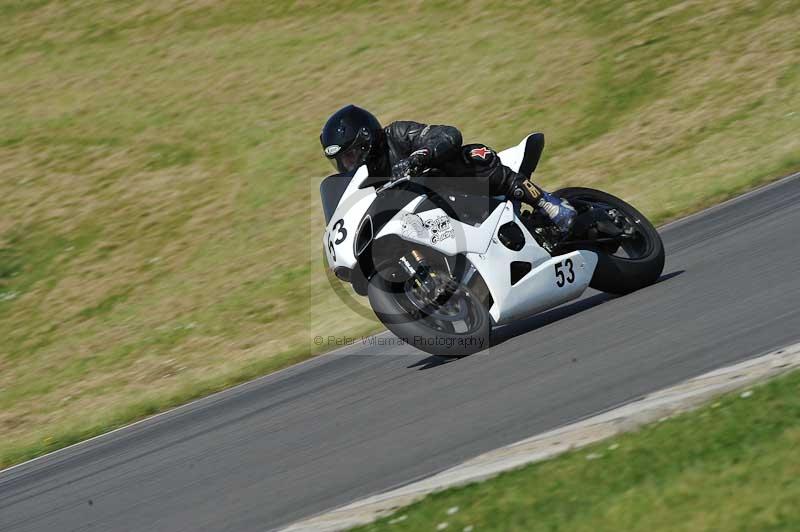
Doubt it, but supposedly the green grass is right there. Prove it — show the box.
[1,0,799,468]
[355,370,800,532]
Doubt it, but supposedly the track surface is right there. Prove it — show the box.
[2,175,800,532]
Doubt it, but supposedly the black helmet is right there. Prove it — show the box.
[320,105,382,173]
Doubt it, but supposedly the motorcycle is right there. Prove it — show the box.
[320,133,665,356]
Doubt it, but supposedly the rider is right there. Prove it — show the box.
[320,104,576,235]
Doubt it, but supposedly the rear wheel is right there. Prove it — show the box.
[367,266,491,357]
[556,187,665,294]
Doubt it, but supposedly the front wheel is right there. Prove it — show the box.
[367,269,491,357]
[556,187,665,294]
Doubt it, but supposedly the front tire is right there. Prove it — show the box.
[556,187,665,294]
[367,272,491,357]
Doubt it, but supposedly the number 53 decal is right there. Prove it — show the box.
[327,219,347,261]
[554,258,575,287]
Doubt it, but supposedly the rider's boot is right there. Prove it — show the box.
[509,176,577,236]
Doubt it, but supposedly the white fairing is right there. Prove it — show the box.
[371,192,598,325]
[323,166,375,270]
[322,134,601,326]
[376,200,508,256]
[468,242,598,323]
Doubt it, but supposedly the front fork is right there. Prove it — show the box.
[398,250,461,306]
[399,250,437,296]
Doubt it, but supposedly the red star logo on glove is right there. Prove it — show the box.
[470,147,491,160]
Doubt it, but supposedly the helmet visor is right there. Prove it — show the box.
[325,128,372,174]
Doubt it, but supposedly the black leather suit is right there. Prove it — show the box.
[369,121,544,197]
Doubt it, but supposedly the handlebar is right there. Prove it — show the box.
[375,168,438,194]
[376,175,411,194]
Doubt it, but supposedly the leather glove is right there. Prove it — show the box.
[391,148,431,178]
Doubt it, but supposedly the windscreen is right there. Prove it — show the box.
[320,171,355,224]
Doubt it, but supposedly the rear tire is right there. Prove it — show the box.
[367,272,491,357]
[556,187,665,294]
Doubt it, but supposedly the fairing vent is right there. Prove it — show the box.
[354,215,373,257]
[510,261,532,285]
[498,222,526,251]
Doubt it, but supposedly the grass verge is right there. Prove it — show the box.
[1,0,799,468]
[354,369,800,532]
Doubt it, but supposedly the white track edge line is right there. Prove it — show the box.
[280,341,800,532]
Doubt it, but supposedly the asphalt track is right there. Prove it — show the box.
[2,174,800,532]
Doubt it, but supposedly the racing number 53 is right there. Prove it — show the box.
[554,258,575,287]
[327,219,347,261]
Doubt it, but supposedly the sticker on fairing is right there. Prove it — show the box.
[424,215,455,244]
[401,212,455,245]
[401,213,428,240]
